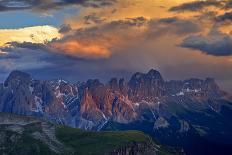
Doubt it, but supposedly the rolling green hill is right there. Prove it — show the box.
[0,113,177,155]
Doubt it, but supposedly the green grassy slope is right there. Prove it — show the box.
[0,124,56,155]
[0,113,176,155]
[56,126,154,155]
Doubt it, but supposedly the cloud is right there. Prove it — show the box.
[63,0,190,30]
[1,16,201,60]
[59,24,72,33]
[216,12,232,22]
[168,0,232,31]
[83,13,107,25]
[0,17,147,59]
[181,29,232,56]
[50,40,111,59]
[169,0,223,12]
[1,16,198,64]
[0,46,54,72]
[51,17,149,58]
[0,25,60,47]
[0,0,117,12]
[0,0,33,11]
[225,0,232,9]
[1,17,232,92]
[148,17,201,37]
[7,41,47,50]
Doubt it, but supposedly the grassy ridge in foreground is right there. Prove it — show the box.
[56,126,155,155]
[0,112,176,155]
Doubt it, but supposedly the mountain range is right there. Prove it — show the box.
[0,69,232,155]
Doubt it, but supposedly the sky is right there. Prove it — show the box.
[0,0,232,92]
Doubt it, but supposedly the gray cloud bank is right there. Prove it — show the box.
[0,0,116,12]
[181,30,232,56]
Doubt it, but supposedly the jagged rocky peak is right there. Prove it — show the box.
[4,70,32,87]
[165,77,225,98]
[131,72,144,80]
[0,83,3,91]
[86,79,103,88]
[205,78,219,89]
[128,69,166,102]
[109,78,119,90]
[146,69,164,81]
[119,78,128,95]
[203,78,225,97]
[84,79,105,97]
[184,78,220,92]
[80,88,100,119]
[119,78,126,87]
[129,69,164,83]
[184,78,218,88]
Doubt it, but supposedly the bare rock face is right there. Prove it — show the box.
[0,69,230,130]
[108,141,156,155]
[111,95,137,123]
[79,79,137,125]
[128,69,166,102]
[165,78,225,99]
[179,120,190,133]
[154,117,169,129]
[0,71,75,126]
[4,71,31,88]
[80,88,106,126]
[1,71,35,115]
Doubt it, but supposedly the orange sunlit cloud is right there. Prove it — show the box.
[64,0,191,29]
[50,40,111,59]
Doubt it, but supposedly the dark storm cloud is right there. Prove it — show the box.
[0,42,92,75]
[216,12,232,22]
[57,16,149,43]
[0,0,117,12]
[181,30,232,56]
[147,17,201,38]
[157,17,200,33]
[83,13,106,24]
[0,50,21,60]
[0,43,131,83]
[112,16,148,26]
[59,24,72,33]
[169,0,223,12]
[78,16,200,38]
[7,41,47,50]
[225,0,232,9]
[0,0,38,11]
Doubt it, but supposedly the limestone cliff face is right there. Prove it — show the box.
[80,88,106,125]
[0,69,229,130]
[128,69,166,102]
